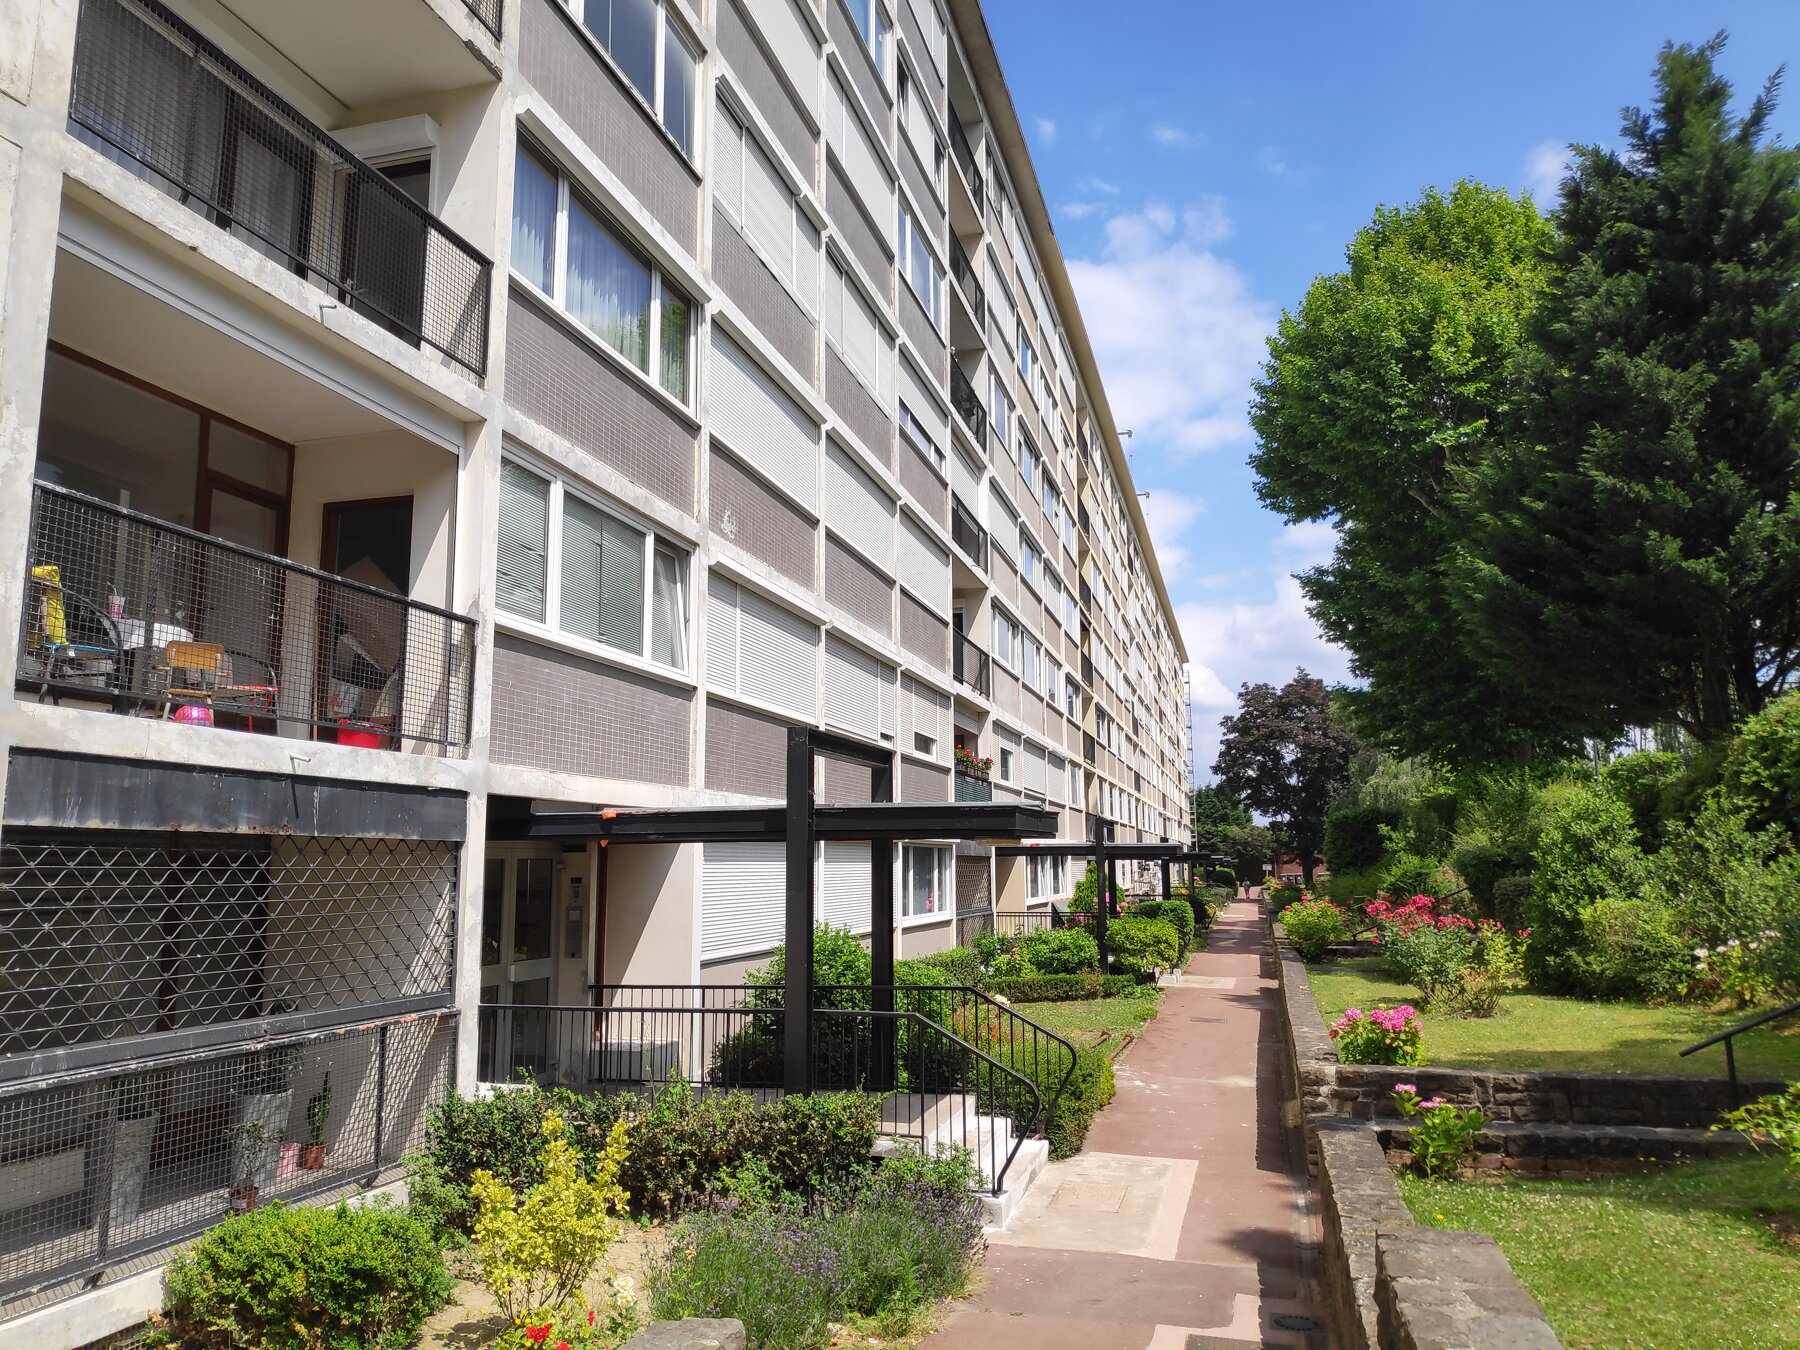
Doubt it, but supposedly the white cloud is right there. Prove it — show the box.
[1257,146,1307,181]
[1149,123,1203,149]
[1034,116,1057,146]
[1066,200,1276,455]
[1137,490,1207,582]
[1524,139,1569,204]
[1079,176,1121,196]
[1060,200,1105,220]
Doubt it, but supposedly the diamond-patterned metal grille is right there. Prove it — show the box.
[0,1012,454,1307]
[0,833,457,1063]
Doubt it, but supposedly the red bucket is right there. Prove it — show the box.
[336,720,381,748]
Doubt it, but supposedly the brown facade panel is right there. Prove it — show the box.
[704,697,792,798]
[899,442,948,527]
[718,0,818,183]
[899,591,949,673]
[708,444,818,588]
[713,206,817,380]
[520,0,699,254]
[819,754,877,803]
[899,136,944,241]
[899,285,949,389]
[826,160,892,293]
[824,532,896,637]
[505,292,699,512]
[901,758,950,803]
[825,345,895,468]
[492,634,693,784]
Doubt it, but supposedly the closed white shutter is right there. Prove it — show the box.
[842,270,879,389]
[704,572,742,693]
[987,485,1018,561]
[738,586,819,718]
[795,214,820,314]
[900,357,947,428]
[829,76,891,224]
[987,257,1017,348]
[745,135,795,286]
[825,443,895,570]
[745,0,819,119]
[950,445,981,505]
[708,330,819,510]
[1023,740,1047,795]
[823,635,893,742]
[497,460,550,622]
[713,102,745,221]
[897,515,949,615]
[819,841,873,934]
[702,840,786,958]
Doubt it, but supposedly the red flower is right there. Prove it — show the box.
[587,1310,597,1327]
[556,1343,571,1350]
[524,1326,551,1345]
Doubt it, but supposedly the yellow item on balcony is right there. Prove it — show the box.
[29,565,67,647]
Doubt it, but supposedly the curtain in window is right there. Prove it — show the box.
[567,195,651,369]
[659,283,692,400]
[650,541,686,667]
[497,461,550,621]
[560,495,645,652]
[512,143,558,294]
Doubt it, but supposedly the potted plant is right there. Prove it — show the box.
[954,745,994,780]
[107,1074,161,1230]
[226,1119,275,1214]
[301,1072,331,1170]
[233,1030,300,1195]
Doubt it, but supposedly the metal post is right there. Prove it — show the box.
[1725,1036,1739,1108]
[368,1023,389,1184]
[1161,857,1172,904]
[870,752,895,1092]
[784,730,817,1095]
[1091,814,1109,973]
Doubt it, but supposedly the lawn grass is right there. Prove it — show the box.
[1308,957,1800,1080]
[1399,1155,1800,1349]
[1015,992,1160,1054]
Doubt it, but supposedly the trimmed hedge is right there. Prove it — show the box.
[1043,1044,1115,1159]
[985,972,1140,1002]
[1131,899,1195,957]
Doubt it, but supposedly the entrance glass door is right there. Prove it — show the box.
[478,851,557,1078]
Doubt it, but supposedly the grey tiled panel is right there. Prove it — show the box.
[899,592,949,672]
[826,160,892,295]
[709,443,818,588]
[704,697,791,798]
[899,441,948,527]
[902,758,950,803]
[714,206,817,381]
[718,0,817,185]
[900,284,948,388]
[825,345,894,468]
[824,531,895,637]
[827,0,890,140]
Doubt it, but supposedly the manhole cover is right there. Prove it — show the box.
[1272,1313,1324,1332]
[1050,1181,1129,1212]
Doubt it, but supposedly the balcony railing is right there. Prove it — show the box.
[0,1010,453,1304]
[953,631,991,697]
[68,0,493,378]
[950,495,988,568]
[954,770,992,803]
[463,0,503,37]
[949,118,984,214]
[951,362,986,441]
[20,482,476,752]
[949,234,985,319]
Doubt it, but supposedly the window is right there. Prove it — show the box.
[1019,434,1037,492]
[899,400,946,472]
[715,105,819,309]
[1044,481,1061,534]
[496,457,690,669]
[991,608,1018,668]
[999,746,1015,782]
[903,844,949,918]
[1022,635,1039,687]
[1065,673,1080,718]
[897,203,943,328]
[1018,329,1034,385]
[1020,535,1038,588]
[512,140,695,401]
[846,0,888,69]
[914,730,935,755]
[563,0,697,155]
[988,371,1011,442]
[1046,656,1062,702]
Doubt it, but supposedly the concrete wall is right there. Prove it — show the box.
[605,841,699,985]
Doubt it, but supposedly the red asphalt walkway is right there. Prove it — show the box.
[925,896,1329,1349]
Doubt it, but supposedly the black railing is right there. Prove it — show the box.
[20,482,476,751]
[69,0,492,377]
[949,234,985,318]
[1080,578,1094,611]
[955,908,995,947]
[995,909,1092,936]
[950,362,986,440]
[951,495,988,568]
[955,770,992,802]
[953,631,991,697]
[463,0,503,38]
[1679,998,1800,1106]
[949,118,984,213]
[1078,502,1092,535]
[1083,731,1097,763]
[0,1010,453,1303]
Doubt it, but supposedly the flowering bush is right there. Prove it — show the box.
[1715,1083,1800,1170]
[1689,935,1779,1009]
[1384,918,1478,1002]
[1279,897,1349,961]
[1330,1005,1423,1066]
[511,1280,640,1350]
[953,745,994,778]
[1369,896,1531,1008]
[1476,919,1530,992]
[1266,877,1306,914]
[1392,1085,1489,1178]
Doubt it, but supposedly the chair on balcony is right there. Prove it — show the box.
[158,641,280,724]
[25,565,122,705]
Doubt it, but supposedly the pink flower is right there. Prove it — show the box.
[1394,1083,1417,1096]
[1421,1097,1447,1111]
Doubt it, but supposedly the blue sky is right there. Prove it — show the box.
[981,1,1800,779]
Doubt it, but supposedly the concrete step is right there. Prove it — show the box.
[872,1091,1051,1220]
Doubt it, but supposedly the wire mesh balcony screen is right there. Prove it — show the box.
[952,631,990,697]
[950,495,987,568]
[0,831,457,1067]
[950,363,985,440]
[949,119,983,213]
[462,0,503,38]
[0,1012,454,1306]
[67,0,492,377]
[20,483,475,751]
[949,234,985,319]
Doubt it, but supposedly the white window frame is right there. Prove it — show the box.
[897,201,944,330]
[560,0,699,158]
[1020,533,1039,590]
[496,453,692,673]
[1065,673,1080,719]
[991,607,1019,672]
[901,842,951,921]
[898,399,946,474]
[988,370,1011,444]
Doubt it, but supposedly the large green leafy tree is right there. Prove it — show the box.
[1211,671,1359,884]
[1189,784,1250,848]
[1250,182,1557,764]
[1465,36,1800,744]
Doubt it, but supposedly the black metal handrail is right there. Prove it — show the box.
[950,494,987,567]
[950,362,985,440]
[1679,998,1800,1106]
[20,481,476,750]
[949,118,984,213]
[949,234,985,318]
[953,630,991,696]
[69,0,493,377]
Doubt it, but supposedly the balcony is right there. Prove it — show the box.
[951,362,986,441]
[953,631,991,697]
[19,482,476,753]
[950,234,986,320]
[955,771,993,803]
[951,495,988,569]
[949,118,985,215]
[462,0,503,36]
[68,0,493,379]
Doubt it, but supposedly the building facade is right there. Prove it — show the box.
[0,0,1188,1333]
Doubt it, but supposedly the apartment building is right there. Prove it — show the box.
[0,0,1187,1333]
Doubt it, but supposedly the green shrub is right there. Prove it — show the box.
[1325,804,1402,871]
[1602,751,1686,849]
[1266,878,1306,913]
[1279,898,1349,962]
[1448,839,1526,917]
[1070,861,1100,913]
[898,946,986,989]
[985,972,1140,1002]
[1323,865,1385,908]
[1523,785,1649,993]
[1018,926,1100,974]
[1041,1043,1115,1158]
[151,1201,450,1350]
[1130,899,1195,958]
[1381,852,1448,904]
[1491,875,1533,929]
[1575,897,1692,1001]
[1104,916,1180,975]
[1716,1083,1800,1170]
[1721,691,1800,838]
[1647,797,1800,951]
[1384,922,1479,1003]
